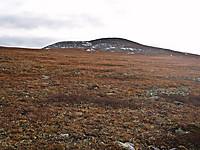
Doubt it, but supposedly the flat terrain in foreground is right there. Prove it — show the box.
[0,47,200,149]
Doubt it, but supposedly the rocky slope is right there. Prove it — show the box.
[43,38,167,52]
[43,38,200,58]
[43,38,143,51]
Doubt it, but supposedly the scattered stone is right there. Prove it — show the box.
[60,134,69,137]
[147,146,160,150]
[173,101,183,106]
[119,73,128,76]
[103,85,111,89]
[91,84,100,89]
[179,87,189,91]
[150,96,159,100]
[175,128,189,134]
[114,141,135,150]
[42,75,50,80]
[146,88,188,97]
[87,48,95,51]
[107,91,117,96]
[178,145,187,149]
[41,83,49,87]
[75,112,84,116]
[69,72,81,76]
[128,52,134,55]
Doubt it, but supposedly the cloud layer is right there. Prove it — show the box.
[0,14,103,29]
[0,0,200,54]
[0,36,56,48]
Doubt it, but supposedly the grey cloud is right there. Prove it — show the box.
[0,15,75,29]
[0,14,103,29]
[0,36,56,48]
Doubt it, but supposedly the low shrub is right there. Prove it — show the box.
[47,93,138,109]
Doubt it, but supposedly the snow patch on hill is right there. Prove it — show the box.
[43,38,145,52]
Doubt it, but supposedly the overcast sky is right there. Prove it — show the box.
[0,0,200,55]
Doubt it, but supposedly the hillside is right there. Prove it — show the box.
[43,38,200,58]
[0,46,200,149]
[43,38,143,51]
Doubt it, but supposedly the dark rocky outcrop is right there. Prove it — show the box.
[43,37,200,58]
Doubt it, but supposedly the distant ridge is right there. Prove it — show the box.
[43,38,145,52]
[43,38,199,58]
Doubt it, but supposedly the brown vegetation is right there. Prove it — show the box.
[0,47,200,149]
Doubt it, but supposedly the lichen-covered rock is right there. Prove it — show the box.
[173,101,183,106]
[146,88,189,98]
[114,141,135,150]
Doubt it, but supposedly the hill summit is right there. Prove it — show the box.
[43,37,199,57]
[43,38,145,52]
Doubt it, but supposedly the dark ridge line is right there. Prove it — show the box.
[42,37,200,58]
[89,37,142,45]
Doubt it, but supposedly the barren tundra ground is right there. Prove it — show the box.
[0,47,200,149]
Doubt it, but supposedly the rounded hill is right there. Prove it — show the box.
[43,37,200,58]
[43,38,145,52]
